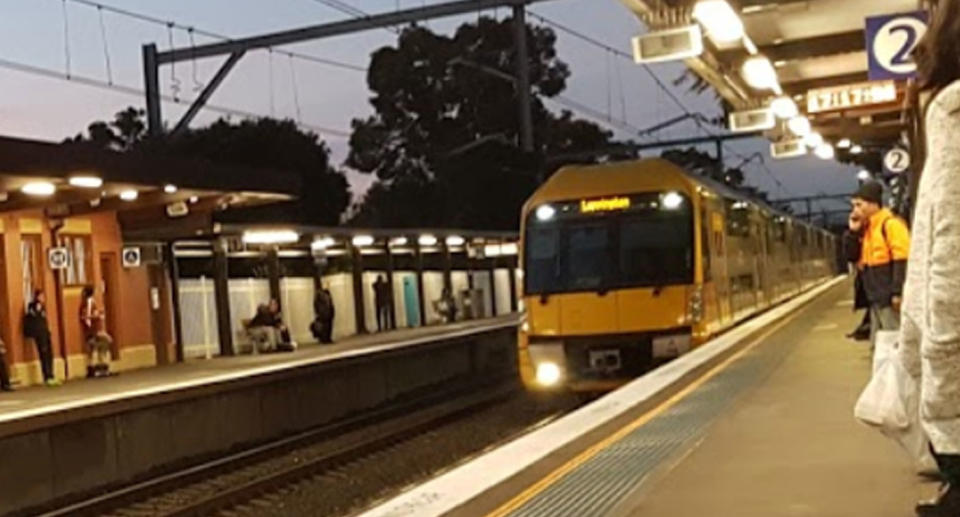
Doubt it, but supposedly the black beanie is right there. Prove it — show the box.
[854,180,883,205]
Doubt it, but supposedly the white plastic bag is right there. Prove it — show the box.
[855,330,937,472]
[855,331,910,429]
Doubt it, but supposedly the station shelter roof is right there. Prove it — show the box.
[0,135,299,240]
[619,0,922,158]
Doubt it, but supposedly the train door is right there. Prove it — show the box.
[698,205,717,333]
[756,215,770,308]
[710,210,732,327]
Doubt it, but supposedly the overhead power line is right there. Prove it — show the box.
[66,0,367,73]
[0,55,351,138]
[528,10,787,194]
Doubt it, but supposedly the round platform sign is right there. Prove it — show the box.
[48,247,69,270]
[885,148,911,174]
[866,12,929,81]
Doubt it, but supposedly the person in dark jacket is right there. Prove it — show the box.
[852,180,911,346]
[312,287,335,344]
[843,213,871,341]
[25,290,58,386]
[373,275,392,332]
[249,299,293,350]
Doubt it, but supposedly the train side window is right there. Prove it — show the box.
[724,199,751,238]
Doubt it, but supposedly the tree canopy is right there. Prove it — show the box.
[69,110,350,225]
[347,17,620,230]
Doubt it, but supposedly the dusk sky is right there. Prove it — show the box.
[0,0,858,211]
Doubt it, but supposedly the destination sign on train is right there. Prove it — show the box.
[806,80,898,114]
[580,197,631,213]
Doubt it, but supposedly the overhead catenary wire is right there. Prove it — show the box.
[0,55,351,138]
[64,0,367,73]
[96,5,113,84]
[289,55,303,124]
[528,9,788,195]
[61,0,72,78]
[309,0,401,34]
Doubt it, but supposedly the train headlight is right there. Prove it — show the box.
[662,192,684,210]
[536,362,562,386]
[536,204,556,222]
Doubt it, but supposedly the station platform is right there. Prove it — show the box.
[360,277,935,517]
[0,315,515,434]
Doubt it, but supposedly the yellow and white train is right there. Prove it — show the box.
[518,158,838,392]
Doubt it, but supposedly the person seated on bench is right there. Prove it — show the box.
[247,299,296,352]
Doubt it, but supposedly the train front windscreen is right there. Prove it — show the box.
[524,192,694,296]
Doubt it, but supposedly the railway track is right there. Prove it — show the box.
[40,381,524,517]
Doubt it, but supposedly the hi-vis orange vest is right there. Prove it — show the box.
[859,208,910,305]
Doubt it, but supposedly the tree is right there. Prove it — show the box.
[69,110,350,225]
[347,17,620,230]
[68,107,146,152]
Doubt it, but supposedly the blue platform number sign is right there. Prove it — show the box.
[866,11,929,81]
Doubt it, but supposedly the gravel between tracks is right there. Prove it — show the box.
[219,393,580,517]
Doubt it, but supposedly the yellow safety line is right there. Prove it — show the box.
[486,314,798,517]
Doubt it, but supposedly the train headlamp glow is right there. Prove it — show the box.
[536,362,562,386]
[536,204,556,222]
[661,192,684,210]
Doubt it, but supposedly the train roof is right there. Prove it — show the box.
[527,158,829,235]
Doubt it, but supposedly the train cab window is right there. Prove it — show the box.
[619,215,693,287]
[567,221,613,291]
[525,226,561,294]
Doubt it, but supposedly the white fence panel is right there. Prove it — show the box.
[281,277,316,344]
[178,277,219,359]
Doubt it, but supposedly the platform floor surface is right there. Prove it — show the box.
[0,316,513,423]
[503,282,932,517]
[618,284,928,517]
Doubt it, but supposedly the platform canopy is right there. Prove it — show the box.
[620,0,923,161]
[0,134,298,233]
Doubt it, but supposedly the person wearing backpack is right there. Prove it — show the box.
[851,180,910,349]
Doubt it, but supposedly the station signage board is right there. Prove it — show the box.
[806,80,898,114]
[866,11,929,81]
[48,247,70,270]
[884,147,911,174]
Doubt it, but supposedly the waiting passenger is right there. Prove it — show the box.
[312,287,335,344]
[80,286,113,378]
[248,299,295,352]
[851,181,910,347]
[899,3,960,514]
[0,336,12,392]
[437,287,457,323]
[25,289,58,386]
[374,275,392,332]
[843,213,871,341]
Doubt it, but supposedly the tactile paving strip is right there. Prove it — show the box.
[508,321,804,517]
